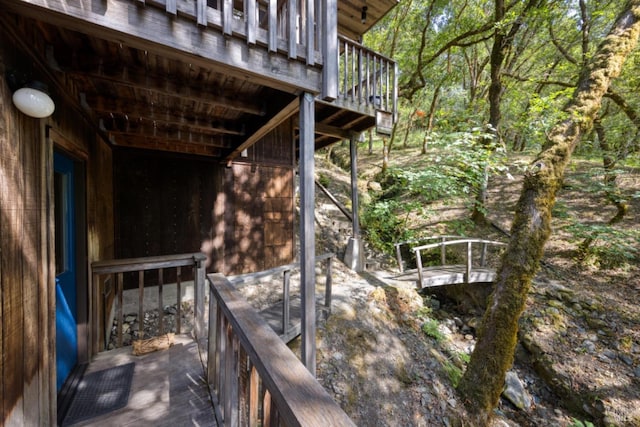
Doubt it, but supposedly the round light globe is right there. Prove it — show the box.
[12,87,55,118]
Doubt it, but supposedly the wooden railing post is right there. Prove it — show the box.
[207,284,218,384]
[466,241,473,283]
[415,248,424,287]
[440,236,447,265]
[325,256,333,311]
[195,256,206,340]
[282,269,291,337]
[395,243,404,273]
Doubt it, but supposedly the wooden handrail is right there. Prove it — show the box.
[207,273,355,426]
[412,239,506,285]
[90,253,207,354]
[394,235,462,272]
[228,253,334,337]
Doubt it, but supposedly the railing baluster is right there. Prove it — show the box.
[440,236,447,265]
[117,272,123,348]
[480,242,488,267]
[325,256,332,311]
[466,241,473,282]
[166,0,177,15]
[197,0,207,26]
[207,288,218,384]
[415,249,424,287]
[282,270,291,337]
[223,0,233,36]
[306,0,315,65]
[158,268,164,335]
[138,270,144,339]
[268,0,277,52]
[246,0,257,45]
[263,390,272,427]
[288,0,297,58]
[176,266,182,334]
[248,363,259,426]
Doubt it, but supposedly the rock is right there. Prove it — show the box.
[367,181,382,192]
[633,366,640,377]
[125,314,137,323]
[502,371,532,410]
[583,340,596,354]
[619,354,633,366]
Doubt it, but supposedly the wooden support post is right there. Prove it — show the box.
[176,266,182,334]
[344,134,364,271]
[440,236,446,265]
[395,244,404,273]
[299,92,316,374]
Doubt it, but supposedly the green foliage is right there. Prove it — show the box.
[421,318,446,343]
[568,418,595,427]
[361,128,507,255]
[565,222,639,269]
[442,360,463,388]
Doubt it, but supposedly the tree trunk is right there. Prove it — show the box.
[458,2,640,423]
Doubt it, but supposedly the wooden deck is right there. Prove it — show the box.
[64,334,217,427]
[391,265,498,288]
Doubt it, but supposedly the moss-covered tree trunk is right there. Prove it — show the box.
[458,1,640,423]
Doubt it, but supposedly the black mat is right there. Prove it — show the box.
[62,362,135,426]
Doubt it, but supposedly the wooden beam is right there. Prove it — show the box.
[295,120,354,140]
[102,121,229,147]
[225,98,299,162]
[3,0,323,95]
[109,135,223,156]
[299,92,316,374]
[57,60,267,116]
[86,96,245,136]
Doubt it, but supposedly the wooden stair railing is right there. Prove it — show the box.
[207,272,355,427]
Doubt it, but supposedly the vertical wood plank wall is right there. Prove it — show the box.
[0,44,55,426]
[1,28,115,425]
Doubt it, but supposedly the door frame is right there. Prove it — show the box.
[50,129,89,370]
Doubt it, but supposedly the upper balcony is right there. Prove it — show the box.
[2,0,398,160]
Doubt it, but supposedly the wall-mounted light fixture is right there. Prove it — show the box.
[361,5,368,24]
[6,71,55,119]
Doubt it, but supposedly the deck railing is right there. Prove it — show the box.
[228,253,334,340]
[90,253,207,354]
[337,36,398,119]
[205,253,354,426]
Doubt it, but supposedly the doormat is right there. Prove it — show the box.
[62,362,135,426]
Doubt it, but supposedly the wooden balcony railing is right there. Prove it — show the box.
[206,271,355,426]
[337,35,398,120]
[90,253,207,354]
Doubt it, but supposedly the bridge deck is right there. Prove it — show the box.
[392,264,497,288]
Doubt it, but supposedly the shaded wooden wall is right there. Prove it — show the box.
[213,118,296,275]
[1,25,114,426]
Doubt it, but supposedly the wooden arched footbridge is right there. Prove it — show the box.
[391,236,507,288]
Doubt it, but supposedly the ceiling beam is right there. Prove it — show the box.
[59,61,267,116]
[225,98,300,163]
[101,119,230,148]
[84,94,245,136]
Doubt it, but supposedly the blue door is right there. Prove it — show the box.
[54,152,77,391]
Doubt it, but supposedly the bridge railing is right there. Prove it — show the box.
[206,270,355,426]
[411,238,506,285]
[394,235,462,273]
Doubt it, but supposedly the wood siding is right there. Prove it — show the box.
[1,26,115,425]
[113,150,217,285]
[212,122,295,275]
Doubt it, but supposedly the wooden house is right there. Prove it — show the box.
[0,0,398,423]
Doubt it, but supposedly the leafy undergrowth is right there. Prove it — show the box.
[310,143,640,426]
